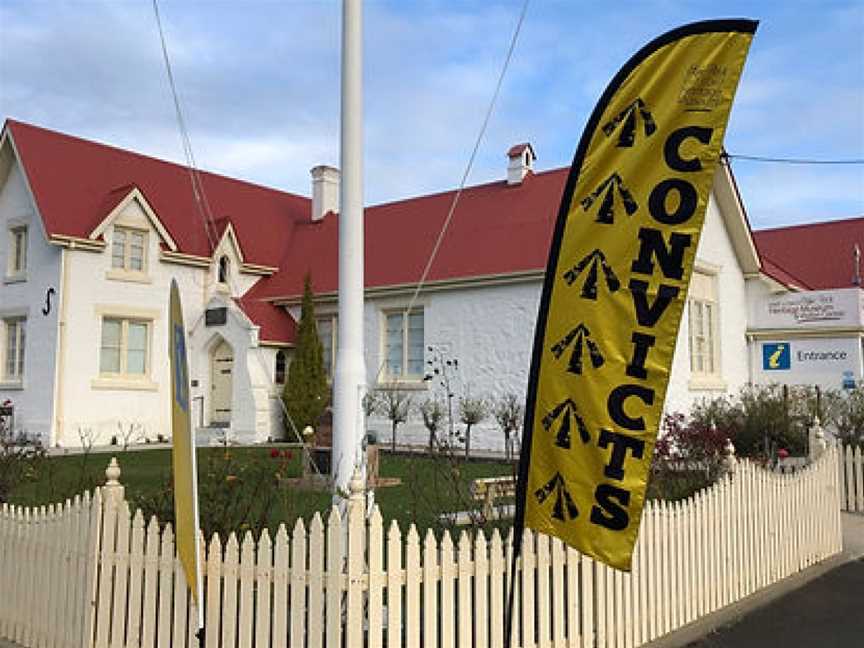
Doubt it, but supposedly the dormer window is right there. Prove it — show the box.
[112,227,146,272]
[218,256,230,284]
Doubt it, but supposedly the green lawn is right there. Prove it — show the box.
[8,446,516,538]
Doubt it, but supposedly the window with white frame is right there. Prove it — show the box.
[2,317,26,381]
[7,225,27,276]
[111,227,147,272]
[99,318,149,377]
[688,271,720,378]
[383,308,424,381]
[317,315,336,379]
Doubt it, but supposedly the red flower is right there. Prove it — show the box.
[282,450,293,460]
[270,448,280,459]
[778,448,789,459]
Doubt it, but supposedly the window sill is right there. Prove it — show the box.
[688,377,727,392]
[3,273,27,284]
[106,269,151,284]
[0,379,24,390]
[91,377,158,392]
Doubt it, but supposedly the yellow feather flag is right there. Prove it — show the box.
[169,278,204,636]
[514,19,757,572]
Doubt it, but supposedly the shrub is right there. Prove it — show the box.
[419,398,445,452]
[649,412,731,501]
[835,384,864,447]
[458,395,487,459]
[0,418,46,504]
[376,385,412,453]
[492,393,523,461]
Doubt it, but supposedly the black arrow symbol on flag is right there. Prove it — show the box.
[534,472,580,521]
[602,97,657,147]
[551,323,605,375]
[580,172,639,224]
[563,249,620,300]
[542,398,591,448]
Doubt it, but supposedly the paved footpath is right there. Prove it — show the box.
[686,558,864,648]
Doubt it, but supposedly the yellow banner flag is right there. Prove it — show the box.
[169,278,204,632]
[516,20,757,571]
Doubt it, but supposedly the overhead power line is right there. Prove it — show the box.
[727,153,864,165]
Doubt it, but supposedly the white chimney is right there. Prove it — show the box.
[311,165,340,221]
[507,143,536,186]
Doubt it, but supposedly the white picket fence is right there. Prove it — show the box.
[0,446,845,648]
[840,444,864,513]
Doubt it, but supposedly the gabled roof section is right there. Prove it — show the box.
[3,119,310,267]
[713,158,761,276]
[89,185,178,251]
[754,216,864,290]
[235,296,297,346]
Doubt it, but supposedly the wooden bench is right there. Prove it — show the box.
[472,476,517,520]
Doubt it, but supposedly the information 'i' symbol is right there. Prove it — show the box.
[580,172,639,224]
[602,97,657,147]
[563,249,620,300]
[542,398,591,448]
[534,472,579,521]
[551,323,605,375]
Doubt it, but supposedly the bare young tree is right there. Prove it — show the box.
[377,385,412,453]
[419,398,445,452]
[459,395,488,460]
[492,393,524,461]
[117,421,145,452]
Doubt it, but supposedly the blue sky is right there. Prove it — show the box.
[1,0,862,229]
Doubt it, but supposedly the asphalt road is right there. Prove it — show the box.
[687,558,864,648]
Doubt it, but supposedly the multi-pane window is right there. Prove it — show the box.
[317,315,336,379]
[384,308,424,380]
[111,227,146,272]
[688,272,719,377]
[8,226,27,275]
[3,318,26,380]
[100,318,149,376]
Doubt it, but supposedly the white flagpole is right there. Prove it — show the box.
[332,0,366,507]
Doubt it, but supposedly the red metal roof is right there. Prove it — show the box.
[235,296,297,345]
[246,168,568,301]
[754,217,864,290]
[4,119,309,267]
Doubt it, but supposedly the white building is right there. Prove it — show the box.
[1,119,861,450]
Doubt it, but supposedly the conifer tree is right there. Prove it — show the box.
[283,275,330,436]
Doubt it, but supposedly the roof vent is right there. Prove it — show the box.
[507,143,536,186]
[311,165,340,222]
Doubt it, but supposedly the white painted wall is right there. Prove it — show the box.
[188,297,281,443]
[364,193,753,451]
[0,157,61,443]
[55,199,206,446]
[665,192,751,417]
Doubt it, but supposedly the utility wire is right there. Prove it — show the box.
[152,0,218,252]
[727,153,864,165]
[402,0,532,319]
[152,0,311,449]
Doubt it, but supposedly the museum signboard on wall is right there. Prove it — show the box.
[752,287,864,331]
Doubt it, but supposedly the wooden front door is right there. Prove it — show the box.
[210,340,233,426]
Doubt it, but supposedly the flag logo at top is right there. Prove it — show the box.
[515,20,757,571]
